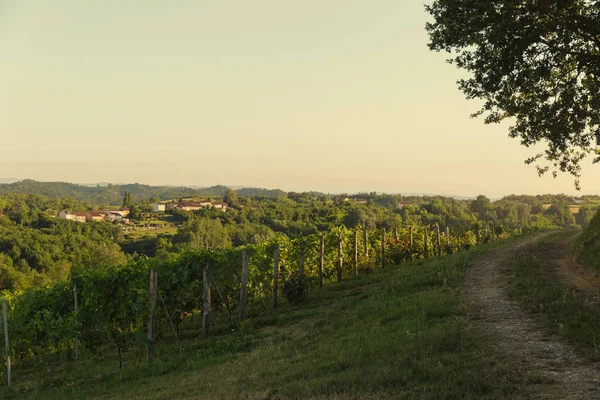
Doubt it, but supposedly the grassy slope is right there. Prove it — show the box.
[3,242,526,400]
[509,231,600,361]
[575,210,600,270]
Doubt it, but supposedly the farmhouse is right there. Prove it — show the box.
[169,200,226,212]
[105,211,124,222]
[86,211,107,222]
[175,202,206,211]
[211,202,228,211]
[59,209,130,223]
[110,209,130,217]
[152,202,166,212]
[58,211,87,223]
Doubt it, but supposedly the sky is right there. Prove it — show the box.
[1,1,599,198]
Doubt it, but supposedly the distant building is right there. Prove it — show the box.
[343,197,367,204]
[175,202,205,211]
[573,198,584,205]
[171,200,215,211]
[105,212,124,222]
[398,202,413,209]
[59,211,87,223]
[59,209,129,222]
[111,209,130,217]
[211,202,228,211]
[86,211,107,222]
[152,203,166,212]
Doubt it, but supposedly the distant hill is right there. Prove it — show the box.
[0,178,22,184]
[0,180,286,206]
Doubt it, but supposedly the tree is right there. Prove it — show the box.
[426,1,600,188]
[122,192,133,208]
[129,204,142,220]
[343,208,368,229]
[175,217,232,250]
[576,205,595,227]
[545,202,576,227]
[223,188,238,207]
[471,195,491,219]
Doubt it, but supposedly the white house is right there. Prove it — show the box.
[105,212,123,222]
[152,203,166,212]
[211,202,228,211]
[59,211,87,223]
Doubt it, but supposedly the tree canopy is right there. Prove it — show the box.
[426,0,600,187]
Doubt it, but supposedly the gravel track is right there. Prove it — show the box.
[464,233,600,399]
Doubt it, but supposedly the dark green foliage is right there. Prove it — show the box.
[175,217,232,250]
[122,192,133,208]
[281,272,312,306]
[575,209,600,269]
[0,180,286,206]
[426,1,600,186]
[0,218,127,291]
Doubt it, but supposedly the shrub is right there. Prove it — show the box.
[281,272,312,306]
[575,209,600,270]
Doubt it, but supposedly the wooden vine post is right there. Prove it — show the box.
[2,297,11,387]
[393,227,398,242]
[299,242,305,276]
[202,265,211,337]
[409,226,414,261]
[239,251,249,320]
[147,268,157,363]
[272,247,279,309]
[381,228,386,270]
[353,230,358,277]
[436,225,441,257]
[337,233,343,283]
[445,226,451,254]
[74,282,79,360]
[319,235,324,288]
[424,226,429,259]
[363,228,369,258]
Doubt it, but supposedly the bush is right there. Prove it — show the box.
[575,209,600,270]
[281,272,312,306]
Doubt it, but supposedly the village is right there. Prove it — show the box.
[151,200,227,212]
[59,199,228,224]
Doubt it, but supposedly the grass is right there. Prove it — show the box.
[2,240,527,399]
[508,232,600,361]
[575,210,600,270]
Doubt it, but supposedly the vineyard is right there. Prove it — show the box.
[0,223,518,387]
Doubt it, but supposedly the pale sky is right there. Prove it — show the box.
[1,1,599,198]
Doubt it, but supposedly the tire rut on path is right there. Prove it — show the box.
[464,233,600,400]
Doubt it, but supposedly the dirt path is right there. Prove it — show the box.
[464,233,600,399]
